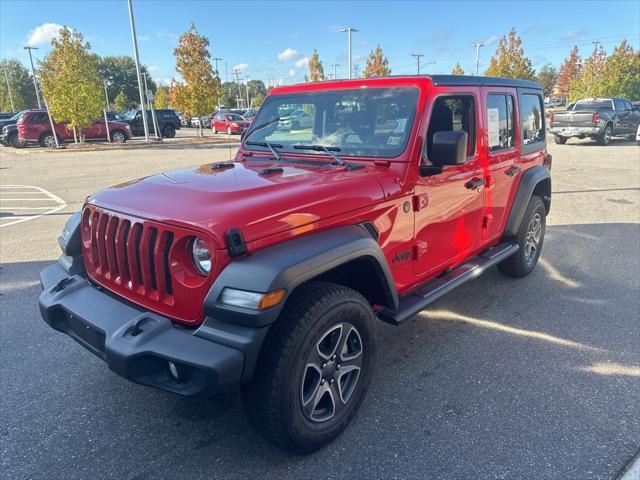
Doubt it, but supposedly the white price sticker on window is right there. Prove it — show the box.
[487,108,500,147]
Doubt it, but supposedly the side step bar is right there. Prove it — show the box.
[377,242,519,325]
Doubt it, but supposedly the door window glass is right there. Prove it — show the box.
[487,94,515,151]
[425,95,476,162]
[519,94,544,145]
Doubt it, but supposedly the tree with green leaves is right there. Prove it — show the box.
[39,27,103,142]
[363,45,391,77]
[306,49,326,82]
[114,89,131,111]
[601,40,640,100]
[556,46,581,98]
[536,64,558,97]
[169,23,218,136]
[97,55,155,107]
[451,62,465,75]
[153,85,170,109]
[569,46,608,101]
[485,28,535,80]
[0,59,38,111]
[252,93,265,107]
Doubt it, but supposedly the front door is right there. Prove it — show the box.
[413,89,485,276]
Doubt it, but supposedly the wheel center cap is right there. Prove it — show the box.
[323,360,337,378]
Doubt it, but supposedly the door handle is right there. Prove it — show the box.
[465,178,485,190]
[505,166,521,176]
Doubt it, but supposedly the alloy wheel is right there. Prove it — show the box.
[300,322,363,423]
[524,212,542,265]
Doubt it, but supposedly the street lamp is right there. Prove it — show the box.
[127,0,150,141]
[340,27,359,80]
[24,46,42,108]
[473,43,485,76]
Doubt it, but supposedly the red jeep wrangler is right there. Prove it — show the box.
[18,110,132,147]
[40,75,551,453]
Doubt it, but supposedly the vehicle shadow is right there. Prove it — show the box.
[2,222,639,479]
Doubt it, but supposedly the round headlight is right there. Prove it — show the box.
[191,237,211,276]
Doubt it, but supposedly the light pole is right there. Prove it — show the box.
[212,56,222,110]
[332,63,339,80]
[411,53,424,74]
[473,43,484,76]
[24,46,42,108]
[127,0,150,141]
[3,68,15,111]
[340,27,359,80]
[102,79,111,142]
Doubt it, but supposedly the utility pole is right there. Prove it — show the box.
[24,46,42,108]
[592,40,601,53]
[102,79,111,142]
[332,63,339,80]
[473,42,484,76]
[3,68,15,111]
[353,64,360,79]
[340,27,359,79]
[127,0,150,141]
[143,73,160,140]
[232,69,243,107]
[411,53,424,75]
[212,57,222,110]
[244,75,250,108]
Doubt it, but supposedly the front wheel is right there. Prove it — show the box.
[498,195,546,278]
[162,125,176,138]
[597,124,612,146]
[242,281,376,453]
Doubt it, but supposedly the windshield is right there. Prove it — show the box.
[10,111,24,121]
[124,110,138,119]
[244,87,419,159]
[227,113,244,121]
[573,100,613,110]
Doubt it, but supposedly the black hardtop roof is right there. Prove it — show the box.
[425,74,541,89]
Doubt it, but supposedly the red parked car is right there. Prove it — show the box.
[211,112,251,134]
[40,75,551,453]
[18,110,132,147]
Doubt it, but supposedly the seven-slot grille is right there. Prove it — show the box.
[81,207,174,302]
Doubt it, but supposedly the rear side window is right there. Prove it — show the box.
[519,94,544,146]
[29,113,48,122]
[487,94,515,151]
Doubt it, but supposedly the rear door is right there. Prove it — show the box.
[481,87,521,240]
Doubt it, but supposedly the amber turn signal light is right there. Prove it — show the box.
[258,289,286,310]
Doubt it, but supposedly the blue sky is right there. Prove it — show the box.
[1,0,639,86]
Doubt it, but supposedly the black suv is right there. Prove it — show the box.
[122,109,181,138]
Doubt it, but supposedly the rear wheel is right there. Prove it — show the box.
[39,132,58,148]
[242,281,376,453]
[498,195,546,278]
[110,129,127,143]
[162,125,176,138]
[554,135,567,145]
[597,124,612,146]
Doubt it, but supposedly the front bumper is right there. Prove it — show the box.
[39,262,261,397]
[550,126,600,138]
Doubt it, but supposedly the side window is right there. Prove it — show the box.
[623,100,633,111]
[519,94,544,145]
[426,95,476,162]
[487,94,515,151]
[614,99,625,111]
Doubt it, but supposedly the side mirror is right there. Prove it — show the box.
[431,131,468,166]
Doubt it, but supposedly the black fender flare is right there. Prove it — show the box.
[201,225,398,329]
[504,165,551,237]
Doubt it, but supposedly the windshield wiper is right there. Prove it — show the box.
[244,117,280,142]
[293,144,346,166]
[245,141,283,161]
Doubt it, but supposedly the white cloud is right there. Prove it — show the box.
[481,35,497,46]
[288,68,297,77]
[138,35,151,42]
[147,65,161,73]
[25,23,64,47]
[294,57,309,69]
[232,63,249,73]
[277,78,284,86]
[278,48,300,62]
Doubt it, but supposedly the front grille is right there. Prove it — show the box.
[80,206,214,325]
[83,208,174,301]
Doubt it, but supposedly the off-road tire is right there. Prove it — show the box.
[498,195,546,278]
[242,281,376,454]
[162,125,176,138]
[554,135,567,145]
[597,124,612,146]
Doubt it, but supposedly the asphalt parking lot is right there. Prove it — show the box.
[1,138,639,479]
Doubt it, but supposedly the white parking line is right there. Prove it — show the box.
[0,185,67,228]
